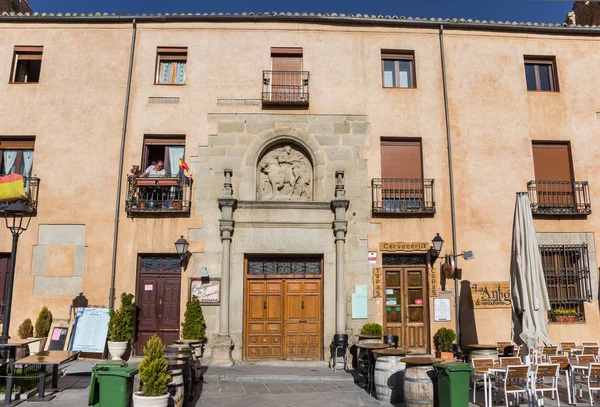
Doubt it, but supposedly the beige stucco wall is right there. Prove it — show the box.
[0,19,598,355]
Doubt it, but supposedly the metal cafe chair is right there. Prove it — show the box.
[382,334,399,349]
[499,357,523,366]
[329,334,349,372]
[572,363,600,406]
[471,358,495,407]
[582,346,600,361]
[532,364,561,406]
[582,342,600,347]
[541,345,559,363]
[560,341,577,356]
[496,341,514,357]
[550,355,573,405]
[491,365,531,407]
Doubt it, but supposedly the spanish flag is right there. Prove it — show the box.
[179,158,190,172]
[0,174,26,201]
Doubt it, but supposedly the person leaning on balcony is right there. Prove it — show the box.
[143,160,166,177]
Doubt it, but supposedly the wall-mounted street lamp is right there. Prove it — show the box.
[174,235,190,270]
[428,233,444,266]
[2,202,32,344]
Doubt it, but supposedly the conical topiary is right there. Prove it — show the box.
[34,307,52,338]
[138,335,171,397]
[17,318,34,339]
[108,293,135,342]
[181,296,206,341]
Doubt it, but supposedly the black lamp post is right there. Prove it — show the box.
[2,202,32,344]
[174,236,190,269]
[428,233,444,266]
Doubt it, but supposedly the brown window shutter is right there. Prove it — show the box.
[271,47,303,56]
[532,143,572,181]
[15,46,43,53]
[143,136,186,146]
[157,47,187,54]
[272,56,302,71]
[0,138,35,149]
[381,52,414,61]
[380,139,423,179]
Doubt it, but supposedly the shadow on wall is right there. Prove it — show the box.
[459,280,478,346]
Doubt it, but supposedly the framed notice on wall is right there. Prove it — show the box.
[190,278,221,305]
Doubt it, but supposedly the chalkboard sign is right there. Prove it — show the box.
[69,308,110,353]
[48,327,69,351]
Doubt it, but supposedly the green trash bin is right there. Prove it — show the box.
[88,361,138,407]
[434,362,474,407]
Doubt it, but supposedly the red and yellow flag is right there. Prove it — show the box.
[179,158,190,172]
[0,174,26,201]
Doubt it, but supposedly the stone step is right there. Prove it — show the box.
[203,363,355,383]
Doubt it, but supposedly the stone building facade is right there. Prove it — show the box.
[0,13,599,364]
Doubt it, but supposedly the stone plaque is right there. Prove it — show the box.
[379,242,429,252]
[257,144,312,201]
[469,282,511,309]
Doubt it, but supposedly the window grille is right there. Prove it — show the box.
[539,244,592,322]
[247,257,321,275]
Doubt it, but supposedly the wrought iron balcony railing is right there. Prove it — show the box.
[0,176,39,216]
[262,70,309,105]
[372,178,435,215]
[527,180,591,215]
[125,176,192,217]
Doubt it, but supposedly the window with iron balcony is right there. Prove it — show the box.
[262,47,309,106]
[528,142,591,216]
[0,137,39,216]
[125,135,192,217]
[373,139,435,215]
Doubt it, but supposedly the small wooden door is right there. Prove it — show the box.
[136,256,182,354]
[383,266,429,353]
[284,280,321,360]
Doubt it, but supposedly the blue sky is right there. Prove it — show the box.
[28,0,572,24]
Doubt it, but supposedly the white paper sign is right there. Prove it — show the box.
[368,252,377,265]
[144,284,153,291]
[434,298,452,322]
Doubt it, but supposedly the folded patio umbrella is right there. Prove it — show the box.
[510,192,552,349]
[0,174,25,201]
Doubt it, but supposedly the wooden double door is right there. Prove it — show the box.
[383,266,429,353]
[135,256,182,355]
[245,278,322,360]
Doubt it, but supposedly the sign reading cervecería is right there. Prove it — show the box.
[379,242,428,252]
[469,282,511,309]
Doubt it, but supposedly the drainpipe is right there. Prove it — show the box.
[439,25,461,346]
[108,19,137,309]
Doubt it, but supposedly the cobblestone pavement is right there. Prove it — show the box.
[33,361,583,407]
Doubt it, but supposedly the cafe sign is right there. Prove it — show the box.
[469,282,511,309]
[379,242,428,252]
[373,268,382,298]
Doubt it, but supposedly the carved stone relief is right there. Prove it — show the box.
[257,144,313,201]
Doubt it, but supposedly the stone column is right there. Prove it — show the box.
[213,169,236,366]
[332,171,349,334]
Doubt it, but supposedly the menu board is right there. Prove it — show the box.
[47,326,69,351]
[434,298,452,322]
[68,308,110,353]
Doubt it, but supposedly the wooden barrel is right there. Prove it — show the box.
[470,349,498,362]
[176,340,203,382]
[403,365,435,407]
[165,344,193,406]
[168,369,185,407]
[374,356,406,403]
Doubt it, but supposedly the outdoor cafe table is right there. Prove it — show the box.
[356,343,390,392]
[354,335,384,373]
[372,348,412,357]
[0,338,42,406]
[15,351,80,402]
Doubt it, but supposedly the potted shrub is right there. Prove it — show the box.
[433,327,456,360]
[180,295,206,359]
[552,309,577,323]
[17,318,33,339]
[360,323,383,336]
[31,307,52,353]
[17,318,34,359]
[133,334,171,407]
[107,293,135,360]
